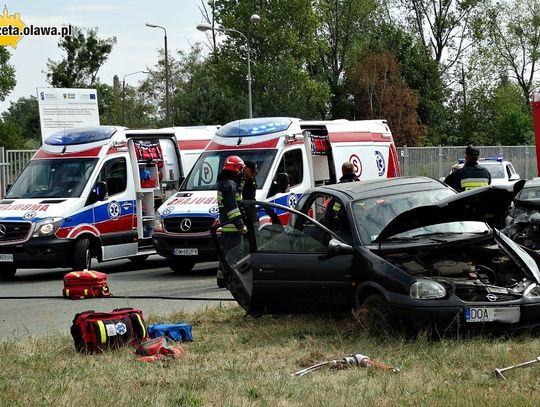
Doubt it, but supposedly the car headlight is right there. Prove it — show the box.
[154,213,163,232]
[32,217,64,237]
[410,279,446,299]
[524,283,540,298]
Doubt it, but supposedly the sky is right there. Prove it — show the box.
[0,0,207,113]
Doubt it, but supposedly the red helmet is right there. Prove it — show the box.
[223,155,245,172]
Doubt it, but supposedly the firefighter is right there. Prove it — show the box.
[242,161,259,225]
[443,146,491,192]
[339,161,360,183]
[216,155,246,288]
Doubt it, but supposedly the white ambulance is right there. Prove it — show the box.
[153,117,401,273]
[0,125,217,279]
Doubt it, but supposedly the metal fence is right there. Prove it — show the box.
[0,148,37,198]
[0,146,537,198]
[397,146,538,180]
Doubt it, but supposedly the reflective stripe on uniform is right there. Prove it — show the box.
[227,208,241,218]
[461,178,489,190]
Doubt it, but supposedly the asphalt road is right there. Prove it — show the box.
[0,256,234,339]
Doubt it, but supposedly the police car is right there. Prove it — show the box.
[451,157,521,187]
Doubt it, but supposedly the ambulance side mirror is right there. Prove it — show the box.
[87,181,108,204]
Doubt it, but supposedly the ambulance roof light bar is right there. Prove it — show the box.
[45,126,118,146]
[216,117,292,138]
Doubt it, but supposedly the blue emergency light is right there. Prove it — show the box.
[45,126,117,146]
[216,117,292,138]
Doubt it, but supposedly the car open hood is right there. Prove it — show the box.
[376,183,523,242]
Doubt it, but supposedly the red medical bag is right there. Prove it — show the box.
[70,307,149,352]
[63,270,111,299]
[134,140,164,167]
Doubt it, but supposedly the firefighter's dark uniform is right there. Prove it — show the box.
[242,174,258,224]
[216,170,246,286]
[443,161,491,192]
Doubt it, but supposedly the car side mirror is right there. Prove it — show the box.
[87,181,108,205]
[327,238,354,257]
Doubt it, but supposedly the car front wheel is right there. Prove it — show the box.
[354,294,394,335]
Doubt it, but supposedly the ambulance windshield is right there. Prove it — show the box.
[6,158,98,199]
[181,150,277,191]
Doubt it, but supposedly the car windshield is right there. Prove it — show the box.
[6,158,98,198]
[517,187,540,200]
[352,188,456,244]
[181,150,277,191]
[481,162,505,179]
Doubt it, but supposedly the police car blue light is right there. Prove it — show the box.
[216,117,292,137]
[45,126,118,146]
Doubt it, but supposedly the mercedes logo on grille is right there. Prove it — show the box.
[180,218,192,232]
[0,224,6,238]
[486,293,498,302]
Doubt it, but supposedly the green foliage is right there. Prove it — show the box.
[0,46,16,102]
[491,81,533,144]
[0,119,26,149]
[1,96,41,145]
[46,27,116,88]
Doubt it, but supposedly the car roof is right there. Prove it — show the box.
[308,176,447,201]
[523,177,540,188]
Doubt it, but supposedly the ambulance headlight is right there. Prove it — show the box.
[154,213,164,232]
[410,279,446,299]
[33,217,64,237]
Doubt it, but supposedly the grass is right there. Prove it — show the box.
[1,304,539,406]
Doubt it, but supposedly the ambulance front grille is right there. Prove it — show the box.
[0,222,32,243]
[164,217,216,234]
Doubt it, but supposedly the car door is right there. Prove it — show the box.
[212,202,354,315]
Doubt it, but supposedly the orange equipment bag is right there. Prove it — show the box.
[63,270,111,300]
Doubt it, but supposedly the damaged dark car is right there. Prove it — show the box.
[503,177,540,253]
[211,176,540,334]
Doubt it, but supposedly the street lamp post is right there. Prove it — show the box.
[197,14,260,118]
[122,70,148,125]
[145,23,170,125]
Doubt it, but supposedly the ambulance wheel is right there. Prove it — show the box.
[167,258,196,273]
[72,238,92,271]
[0,266,16,280]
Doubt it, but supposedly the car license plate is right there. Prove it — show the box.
[0,253,13,262]
[465,306,520,323]
[173,248,198,256]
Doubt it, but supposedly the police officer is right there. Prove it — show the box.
[339,161,360,183]
[216,155,246,288]
[443,146,491,192]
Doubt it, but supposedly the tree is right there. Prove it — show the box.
[479,0,540,107]
[204,0,330,120]
[46,27,116,88]
[313,0,377,118]
[1,96,41,145]
[398,0,482,71]
[0,46,16,101]
[350,51,426,145]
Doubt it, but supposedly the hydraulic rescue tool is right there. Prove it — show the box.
[494,356,540,380]
[291,353,399,377]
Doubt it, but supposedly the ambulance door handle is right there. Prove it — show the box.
[259,266,276,274]
[122,202,133,210]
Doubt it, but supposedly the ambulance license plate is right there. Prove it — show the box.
[0,254,13,262]
[174,248,198,256]
[465,306,520,323]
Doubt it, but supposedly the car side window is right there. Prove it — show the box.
[254,206,331,253]
[276,149,304,188]
[304,194,352,244]
[97,158,127,196]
